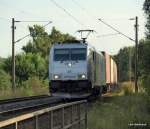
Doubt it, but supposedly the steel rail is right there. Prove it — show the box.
[0,95,49,104]
[0,96,63,115]
[0,100,87,128]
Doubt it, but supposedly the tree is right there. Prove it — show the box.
[22,25,51,57]
[22,26,75,58]
[138,39,150,75]
[4,53,47,85]
[114,46,134,82]
[0,57,11,90]
[142,1,150,74]
[0,69,11,90]
[138,39,150,94]
[143,0,150,39]
[4,25,76,88]
[49,27,75,43]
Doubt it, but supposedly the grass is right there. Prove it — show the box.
[88,82,150,129]
[0,86,49,100]
[0,77,49,100]
[1,80,150,129]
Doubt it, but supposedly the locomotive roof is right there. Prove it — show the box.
[53,41,87,48]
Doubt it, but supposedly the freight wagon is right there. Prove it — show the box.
[111,58,118,87]
[102,52,118,92]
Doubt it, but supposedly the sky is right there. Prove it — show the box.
[0,0,146,58]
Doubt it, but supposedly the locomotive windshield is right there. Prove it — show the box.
[71,48,86,60]
[54,48,86,61]
[54,49,70,61]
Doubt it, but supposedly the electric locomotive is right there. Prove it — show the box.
[49,40,106,98]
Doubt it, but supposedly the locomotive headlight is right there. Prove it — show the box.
[54,74,61,79]
[54,75,59,79]
[81,74,86,79]
[68,63,72,67]
[78,74,86,79]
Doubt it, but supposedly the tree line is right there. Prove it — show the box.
[0,26,75,90]
[114,0,150,95]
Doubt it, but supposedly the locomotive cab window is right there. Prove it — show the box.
[71,48,86,61]
[54,49,69,61]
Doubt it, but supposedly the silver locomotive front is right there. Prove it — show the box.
[49,43,90,96]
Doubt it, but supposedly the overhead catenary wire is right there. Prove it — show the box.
[71,0,99,33]
[71,0,96,20]
[15,20,52,33]
[70,1,113,51]
[16,20,52,23]
[15,21,52,43]
[71,0,85,12]
[71,0,122,40]
[50,0,87,28]
[0,17,35,33]
[97,33,121,38]
[49,0,135,54]
[0,2,54,35]
[0,2,47,20]
[98,19,135,42]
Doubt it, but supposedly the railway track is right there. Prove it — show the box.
[0,95,64,121]
[0,100,87,129]
[0,95,49,105]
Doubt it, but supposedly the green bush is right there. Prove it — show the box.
[0,76,49,100]
[21,76,49,95]
[0,69,11,90]
[140,75,150,96]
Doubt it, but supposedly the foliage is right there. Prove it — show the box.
[112,1,150,95]
[88,94,150,129]
[113,0,150,95]
[121,82,135,95]
[0,77,49,100]
[22,76,48,89]
[114,39,150,95]
[114,46,134,82]
[139,70,150,96]
[0,57,5,68]
[138,39,150,75]
[138,36,150,95]
[142,1,150,95]
[4,53,47,85]
[3,26,76,86]
[88,83,150,129]
[21,76,49,95]
[0,57,11,90]
[22,26,75,58]
[143,0,150,39]
[22,25,51,57]
[0,26,76,98]
[0,69,11,90]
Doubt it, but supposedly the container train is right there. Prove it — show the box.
[49,40,118,98]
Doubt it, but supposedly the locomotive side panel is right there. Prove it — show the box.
[98,52,106,86]
[87,49,94,88]
[88,50,106,87]
[87,50,106,95]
